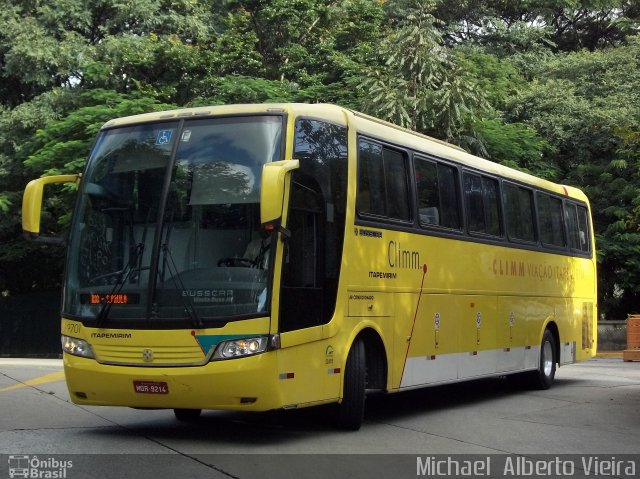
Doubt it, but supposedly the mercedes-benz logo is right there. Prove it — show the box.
[142,349,153,362]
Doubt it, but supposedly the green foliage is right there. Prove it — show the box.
[476,118,556,178]
[434,0,640,52]
[0,194,10,213]
[505,39,640,318]
[210,10,267,77]
[454,47,526,108]
[0,0,638,319]
[25,90,175,176]
[0,0,213,106]
[212,0,386,103]
[190,76,294,105]
[0,89,78,279]
[357,0,490,150]
[0,89,174,292]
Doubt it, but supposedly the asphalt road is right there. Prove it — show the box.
[1,357,639,478]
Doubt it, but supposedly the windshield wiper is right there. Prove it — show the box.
[160,243,204,328]
[95,243,144,327]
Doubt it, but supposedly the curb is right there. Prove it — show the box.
[595,351,623,358]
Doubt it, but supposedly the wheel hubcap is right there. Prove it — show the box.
[542,341,553,377]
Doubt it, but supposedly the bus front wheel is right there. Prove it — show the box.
[337,338,366,431]
[528,329,557,390]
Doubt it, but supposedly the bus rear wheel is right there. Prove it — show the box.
[174,408,202,422]
[528,329,557,390]
[336,338,366,431]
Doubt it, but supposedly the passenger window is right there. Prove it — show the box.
[414,157,460,229]
[504,183,536,242]
[357,141,385,216]
[463,173,501,237]
[576,206,590,252]
[566,203,590,253]
[357,139,410,221]
[537,193,565,247]
[385,148,410,220]
[482,177,501,236]
[464,173,484,232]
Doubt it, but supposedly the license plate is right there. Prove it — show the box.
[133,380,169,394]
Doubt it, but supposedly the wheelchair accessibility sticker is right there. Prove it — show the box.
[156,130,173,145]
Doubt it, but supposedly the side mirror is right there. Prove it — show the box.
[260,160,300,226]
[22,174,80,242]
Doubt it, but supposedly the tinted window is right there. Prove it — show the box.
[464,173,485,232]
[464,173,502,236]
[357,141,385,216]
[576,207,590,252]
[385,148,411,220]
[566,203,590,253]
[483,177,501,236]
[280,119,348,331]
[537,193,565,247]
[357,139,410,221]
[504,183,536,242]
[439,164,461,229]
[415,157,460,229]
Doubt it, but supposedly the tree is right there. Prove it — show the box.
[505,38,640,318]
[357,0,490,151]
[433,0,640,52]
[0,0,213,107]
[0,90,175,294]
[208,0,386,104]
[0,0,638,322]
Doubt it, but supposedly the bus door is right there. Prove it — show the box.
[273,119,348,407]
[275,173,340,406]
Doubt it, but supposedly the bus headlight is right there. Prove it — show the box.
[61,335,95,359]
[213,336,270,360]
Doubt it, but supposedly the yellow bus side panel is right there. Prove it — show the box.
[276,326,342,408]
[343,227,597,390]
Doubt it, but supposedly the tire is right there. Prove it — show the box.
[337,339,366,431]
[528,329,557,390]
[174,408,202,422]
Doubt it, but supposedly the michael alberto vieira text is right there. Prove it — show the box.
[416,456,637,477]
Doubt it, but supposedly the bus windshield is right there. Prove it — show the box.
[63,115,284,325]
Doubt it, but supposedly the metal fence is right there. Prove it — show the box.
[0,291,61,357]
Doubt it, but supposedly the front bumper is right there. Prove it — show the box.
[64,351,282,411]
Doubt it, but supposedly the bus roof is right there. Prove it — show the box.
[101,103,588,203]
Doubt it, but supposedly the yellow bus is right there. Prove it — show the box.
[22,103,597,430]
